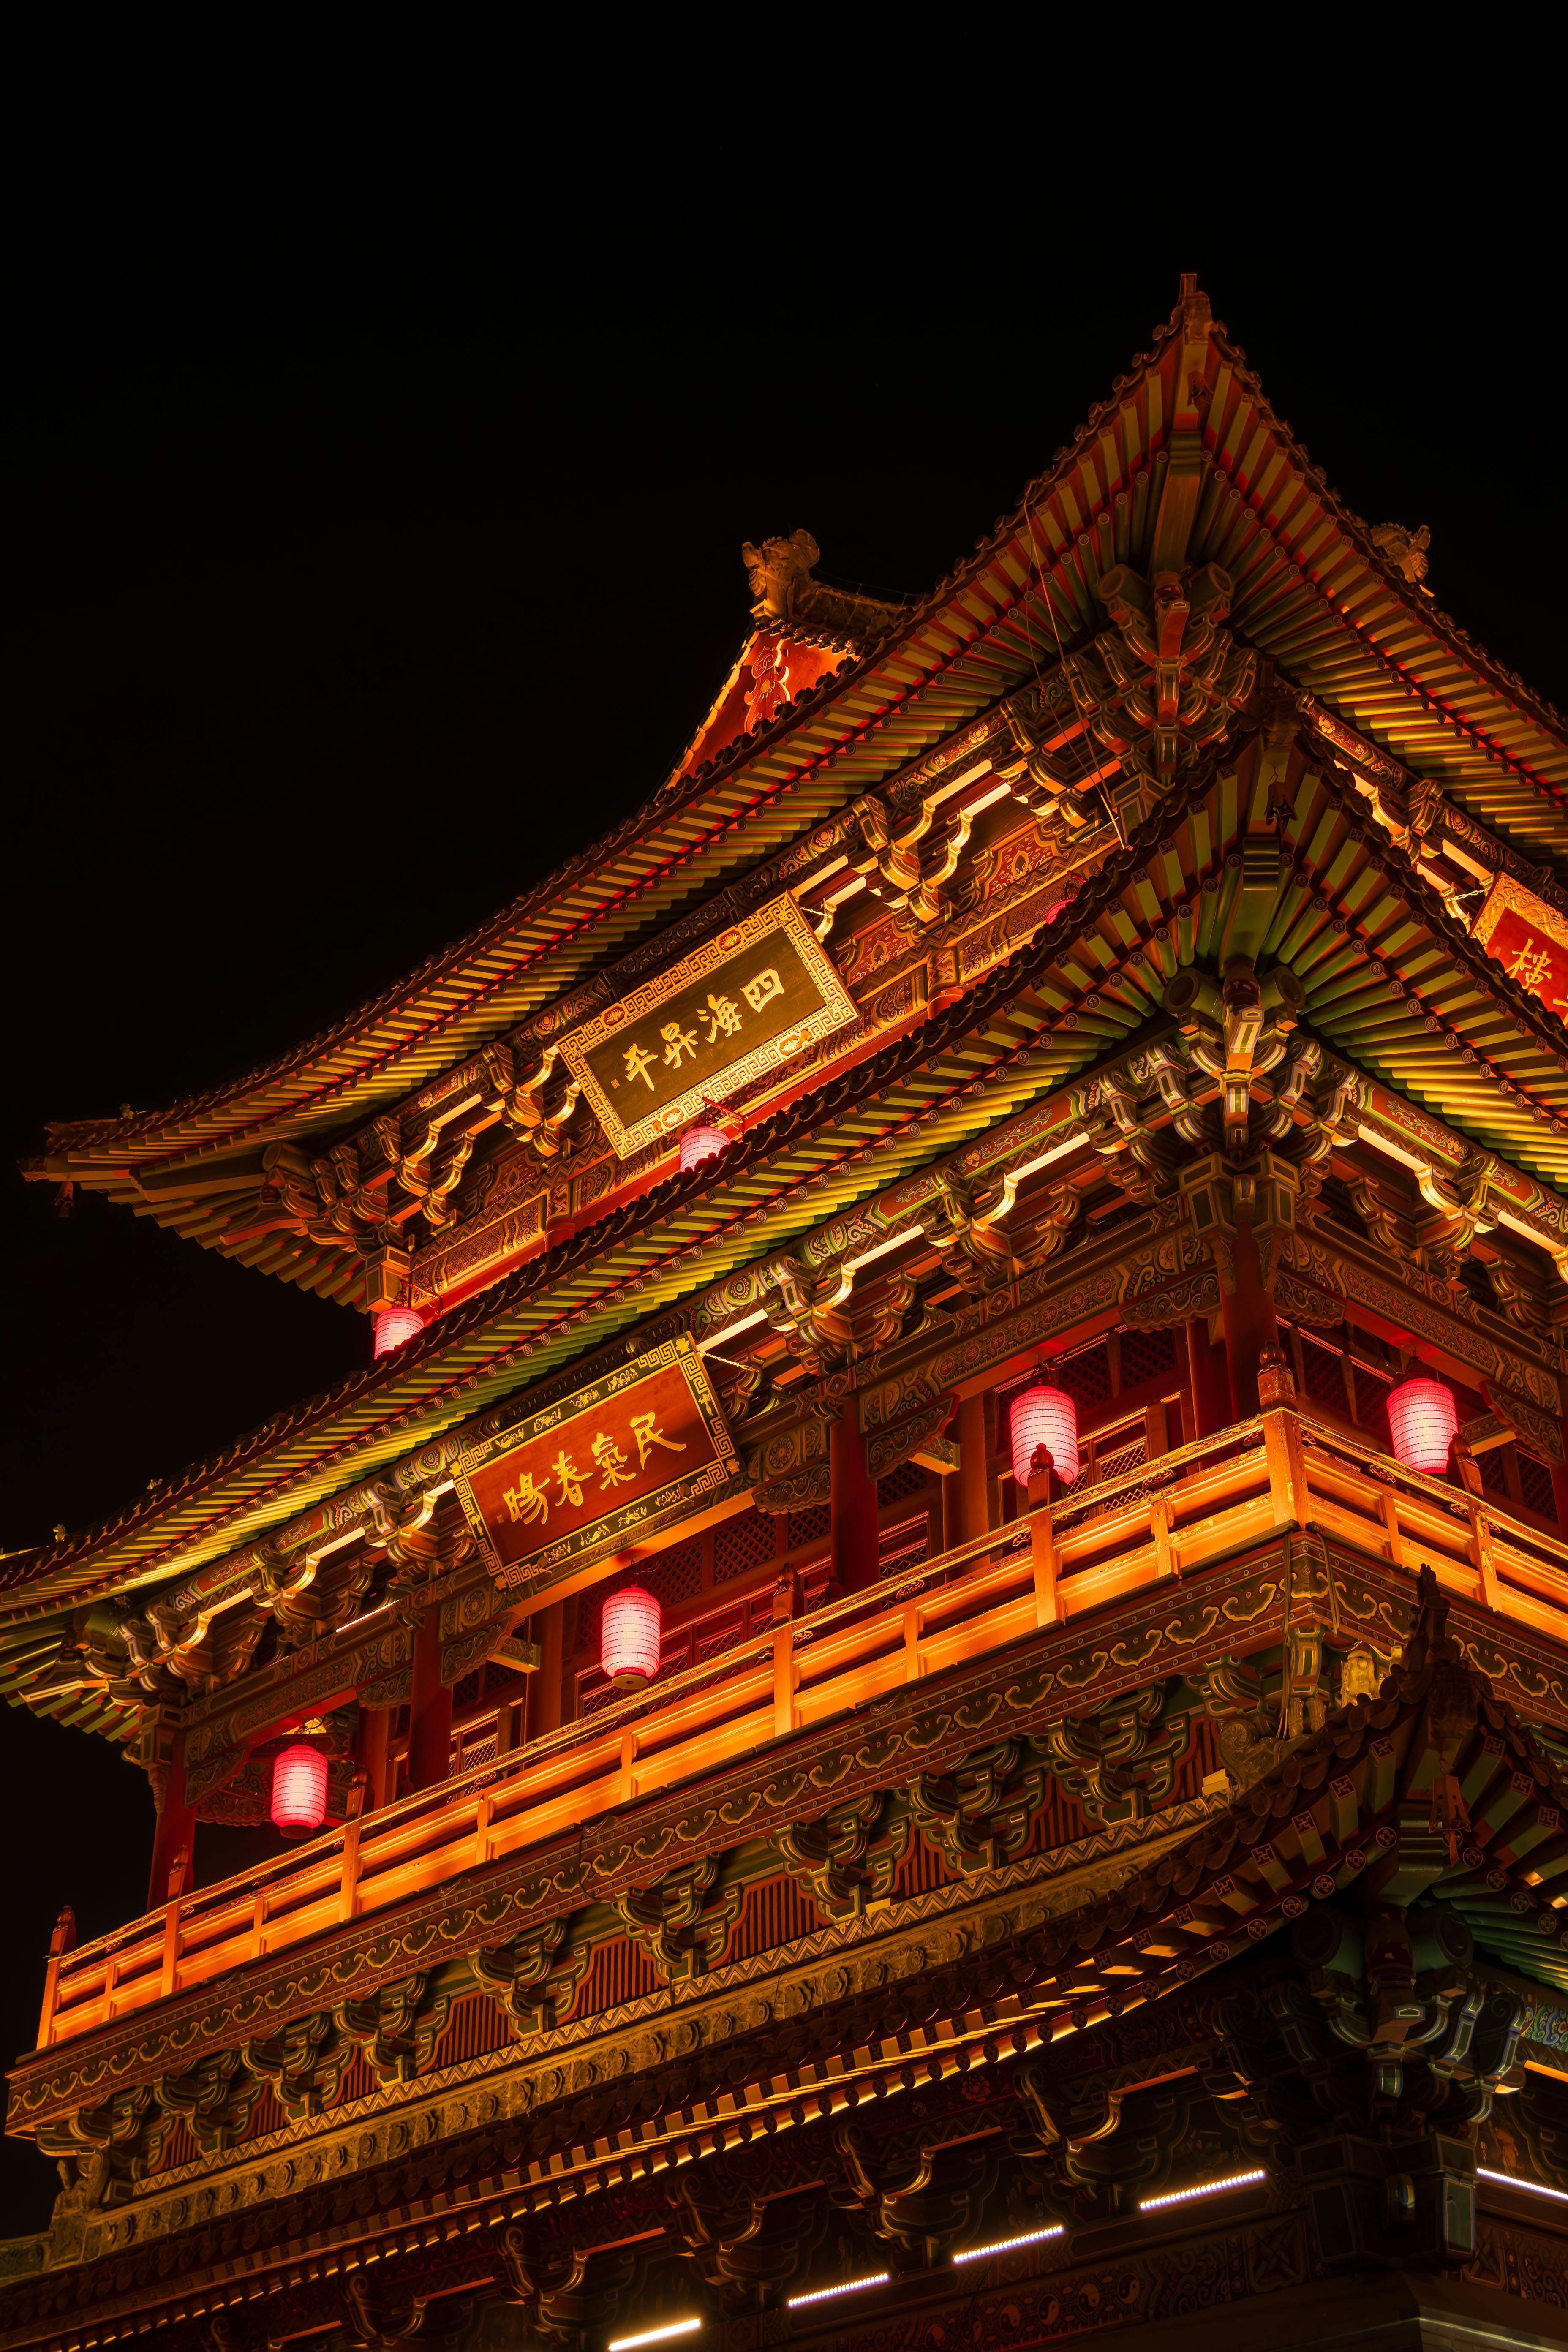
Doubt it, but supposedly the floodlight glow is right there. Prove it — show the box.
[608,2323,702,2350]
[786,2274,890,2309]
[954,2223,1065,2263]
[1479,2167,1568,2205]
[1140,2168,1265,2212]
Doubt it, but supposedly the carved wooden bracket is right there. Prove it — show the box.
[832,2120,999,2269]
[1040,1684,1186,1824]
[1062,563,1256,831]
[335,1971,449,2087]
[774,1791,908,1920]
[616,1859,742,1984]
[909,1739,1048,1873]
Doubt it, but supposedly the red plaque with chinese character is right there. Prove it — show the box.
[1474,872,1568,1015]
[555,893,858,1157]
[451,1338,740,1590]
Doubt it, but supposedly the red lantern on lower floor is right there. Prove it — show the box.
[373,1305,425,1358]
[602,1585,661,1682]
[1387,1376,1458,1473]
[271,1744,329,1835]
[1010,1380,1080,1488]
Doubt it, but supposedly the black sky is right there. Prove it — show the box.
[0,90,1562,2227]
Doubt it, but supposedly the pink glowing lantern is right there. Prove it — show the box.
[373,1305,425,1358]
[1387,1377,1458,1474]
[602,1586,662,1682]
[680,1126,729,1171]
[271,1744,329,1835]
[1010,1380,1080,1488]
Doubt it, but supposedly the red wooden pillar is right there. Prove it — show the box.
[830,1394,879,1594]
[531,1603,564,1736]
[406,1610,453,1792]
[358,1706,392,1813]
[147,1729,195,1911]
[1220,1208,1280,1422]
[956,1392,991,1546]
[1184,1318,1230,1438]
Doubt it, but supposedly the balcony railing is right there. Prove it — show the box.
[36,1404,1568,2052]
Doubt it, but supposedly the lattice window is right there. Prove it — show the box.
[1299,1333,1350,1416]
[484,1657,530,1694]
[1352,1362,1393,1443]
[877,1459,929,1508]
[1119,1325,1177,1388]
[1055,1341,1113,1411]
[786,1503,831,1552]
[1092,1432,1147,1486]
[715,1510,776,1584]
[1520,1453,1557,1520]
[451,1671,482,1714]
[695,1607,748,1665]
[576,1535,705,1655]
[879,1527,929,1577]
[1479,1446,1511,1499]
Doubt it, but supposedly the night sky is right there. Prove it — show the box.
[2,108,1563,2228]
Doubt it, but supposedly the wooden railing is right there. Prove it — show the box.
[37,1405,1568,2051]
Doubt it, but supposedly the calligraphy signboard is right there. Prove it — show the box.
[452,1337,740,1589]
[556,893,858,1157]
[1475,873,1568,1018]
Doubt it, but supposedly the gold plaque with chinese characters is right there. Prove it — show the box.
[555,893,858,1157]
[452,1337,740,1590]
[1474,871,1568,1018]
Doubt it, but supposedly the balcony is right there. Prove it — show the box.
[30,1401,1568,2057]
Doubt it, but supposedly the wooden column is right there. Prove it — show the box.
[531,1603,564,1737]
[830,1394,879,1594]
[956,1392,991,1545]
[939,1466,961,1557]
[1220,1207,1279,1421]
[1185,1317,1229,1438]
[1026,1462,1062,1627]
[358,1706,392,1813]
[147,1729,195,1912]
[406,1610,452,1792]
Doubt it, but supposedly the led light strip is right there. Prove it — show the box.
[609,2323,703,2350]
[787,2273,890,2309]
[1479,2167,1568,2205]
[954,2223,1065,2263]
[1140,2168,1266,2213]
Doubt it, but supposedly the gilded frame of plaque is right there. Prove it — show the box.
[1474,869,1568,961]
[451,1336,740,1590]
[555,892,858,1157]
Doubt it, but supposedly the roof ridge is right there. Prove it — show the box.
[31,300,1203,1164]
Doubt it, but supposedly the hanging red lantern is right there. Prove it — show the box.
[1010,1380,1080,1488]
[602,1586,661,1682]
[680,1126,729,1171]
[271,1744,329,1835]
[373,1305,425,1358]
[1387,1377,1458,1473]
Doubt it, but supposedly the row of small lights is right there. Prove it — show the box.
[608,2165,1568,2342]
[603,2169,1268,2344]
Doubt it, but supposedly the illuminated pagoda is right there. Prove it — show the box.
[12,273,1568,2350]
